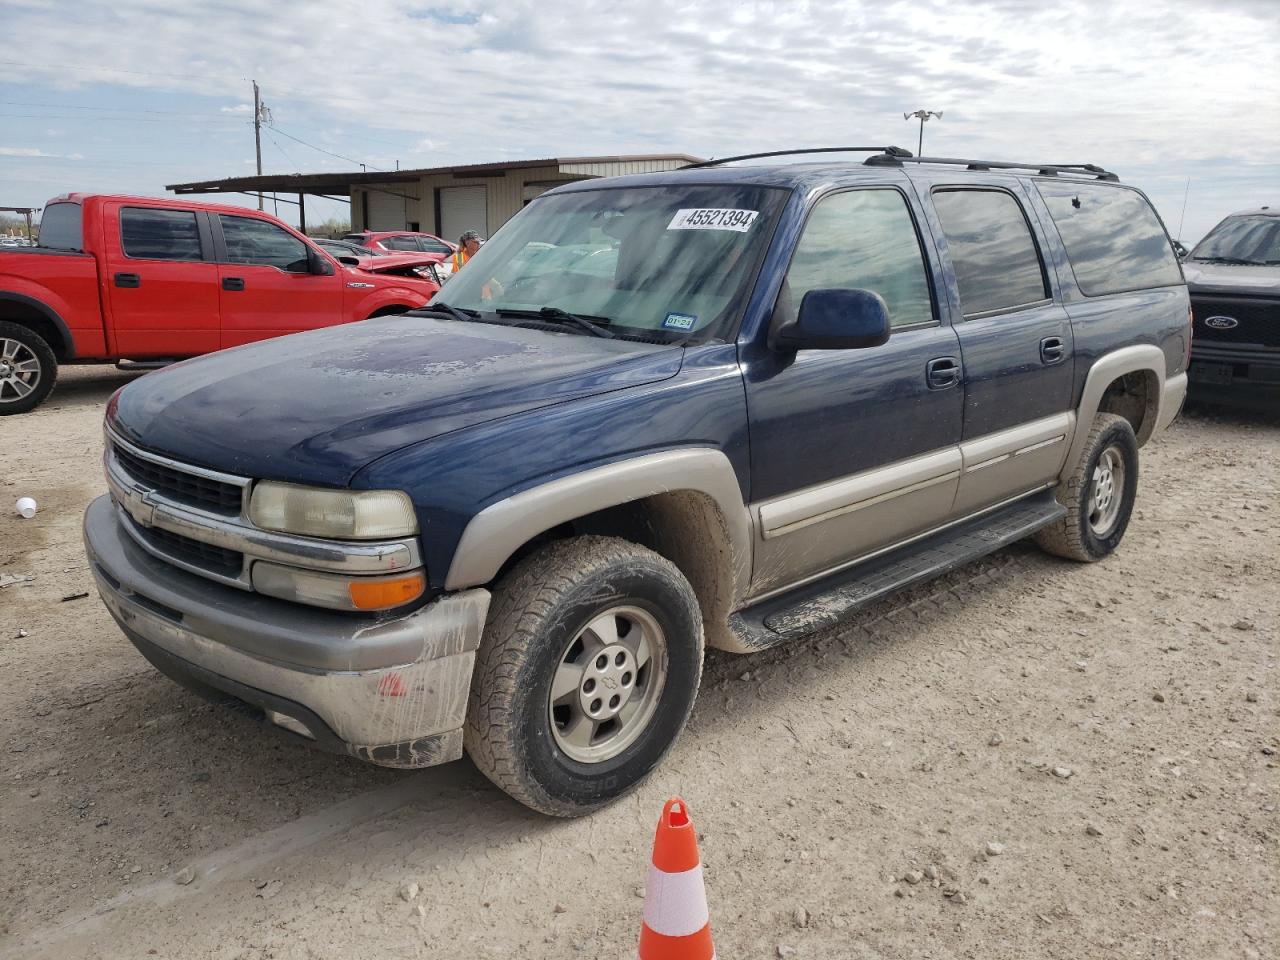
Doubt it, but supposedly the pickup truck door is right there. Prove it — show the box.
[922,184,1075,516]
[103,204,220,357]
[741,186,964,596]
[212,213,344,348]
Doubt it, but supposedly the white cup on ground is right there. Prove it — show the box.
[15,497,37,519]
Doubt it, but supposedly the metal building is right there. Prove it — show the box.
[167,155,700,238]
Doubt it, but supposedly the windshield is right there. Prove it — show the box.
[432,184,788,341]
[1189,216,1280,264]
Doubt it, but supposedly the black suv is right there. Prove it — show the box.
[1183,207,1280,398]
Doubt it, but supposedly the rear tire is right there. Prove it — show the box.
[0,322,58,415]
[465,536,704,817]
[1035,413,1139,562]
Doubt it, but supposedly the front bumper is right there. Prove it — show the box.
[83,495,490,768]
[1189,344,1280,390]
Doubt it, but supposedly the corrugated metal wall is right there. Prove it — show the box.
[349,159,689,236]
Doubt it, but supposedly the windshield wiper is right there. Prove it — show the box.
[415,302,479,322]
[496,307,615,339]
[1191,256,1258,265]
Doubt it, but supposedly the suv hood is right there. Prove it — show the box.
[110,315,684,487]
[1182,261,1280,297]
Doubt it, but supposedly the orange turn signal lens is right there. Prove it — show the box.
[348,573,426,610]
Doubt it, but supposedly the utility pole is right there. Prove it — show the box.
[903,109,943,156]
[253,80,264,210]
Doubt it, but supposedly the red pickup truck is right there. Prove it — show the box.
[0,194,441,414]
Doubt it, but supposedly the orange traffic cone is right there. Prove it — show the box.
[638,797,715,960]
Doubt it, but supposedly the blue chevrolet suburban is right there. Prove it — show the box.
[84,147,1191,816]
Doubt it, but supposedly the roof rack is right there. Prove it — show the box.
[681,146,914,169]
[866,153,1119,182]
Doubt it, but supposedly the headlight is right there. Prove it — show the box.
[249,482,418,540]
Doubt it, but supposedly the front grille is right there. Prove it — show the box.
[1191,296,1280,349]
[137,524,244,578]
[112,443,243,515]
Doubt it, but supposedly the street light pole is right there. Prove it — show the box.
[903,109,943,156]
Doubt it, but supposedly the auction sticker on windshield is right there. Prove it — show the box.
[667,208,759,232]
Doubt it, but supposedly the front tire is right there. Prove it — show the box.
[0,322,58,415]
[1035,413,1139,562]
[465,536,704,817]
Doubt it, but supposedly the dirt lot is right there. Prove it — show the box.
[1,366,1276,960]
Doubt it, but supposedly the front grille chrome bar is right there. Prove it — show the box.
[104,428,422,588]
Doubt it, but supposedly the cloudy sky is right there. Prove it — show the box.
[1,0,1276,242]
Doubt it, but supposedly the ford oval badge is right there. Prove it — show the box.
[1204,315,1239,329]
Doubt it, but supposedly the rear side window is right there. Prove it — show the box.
[383,235,420,251]
[421,238,452,255]
[219,215,309,272]
[38,202,83,250]
[1037,182,1182,295]
[932,189,1048,316]
[780,188,935,329]
[121,207,203,261]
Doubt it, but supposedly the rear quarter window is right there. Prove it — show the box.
[1036,182,1182,296]
[38,202,83,250]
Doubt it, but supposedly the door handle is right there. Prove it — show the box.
[1040,336,1066,365]
[222,277,245,292]
[926,356,961,389]
[113,273,141,288]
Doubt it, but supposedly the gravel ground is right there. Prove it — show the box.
[1,366,1276,960]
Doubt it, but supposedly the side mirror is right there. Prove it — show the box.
[772,288,891,351]
[337,255,361,267]
[308,248,335,275]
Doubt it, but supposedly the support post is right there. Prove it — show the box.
[298,194,306,233]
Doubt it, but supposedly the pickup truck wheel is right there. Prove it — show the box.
[0,322,57,415]
[465,536,703,817]
[1035,413,1139,562]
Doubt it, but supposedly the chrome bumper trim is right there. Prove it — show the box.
[86,495,489,751]
[105,440,422,588]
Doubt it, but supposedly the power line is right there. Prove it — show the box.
[0,112,246,124]
[268,125,380,170]
[0,58,243,84]
[265,132,299,170]
[0,100,235,117]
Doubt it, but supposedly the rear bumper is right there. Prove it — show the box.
[83,494,489,768]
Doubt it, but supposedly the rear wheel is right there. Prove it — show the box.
[465,536,704,817]
[1035,413,1139,561]
[0,322,57,415]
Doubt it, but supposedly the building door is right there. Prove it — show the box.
[365,188,409,230]
[439,185,488,242]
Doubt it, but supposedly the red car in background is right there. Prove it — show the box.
[0,194,439,414]
[342,230,456,257]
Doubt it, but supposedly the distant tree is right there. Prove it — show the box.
[0,213,38,238]
[304,218,351,239]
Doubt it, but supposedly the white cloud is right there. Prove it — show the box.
[0,0,1274,239]
[0,147,52,157]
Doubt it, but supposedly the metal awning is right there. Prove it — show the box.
[165,155,703,197]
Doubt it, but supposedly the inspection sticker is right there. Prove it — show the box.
[667,208,759,232]
[663,312,698,330]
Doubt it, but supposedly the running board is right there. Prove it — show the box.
[116,360,174,371]
[728,489,1065,650]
